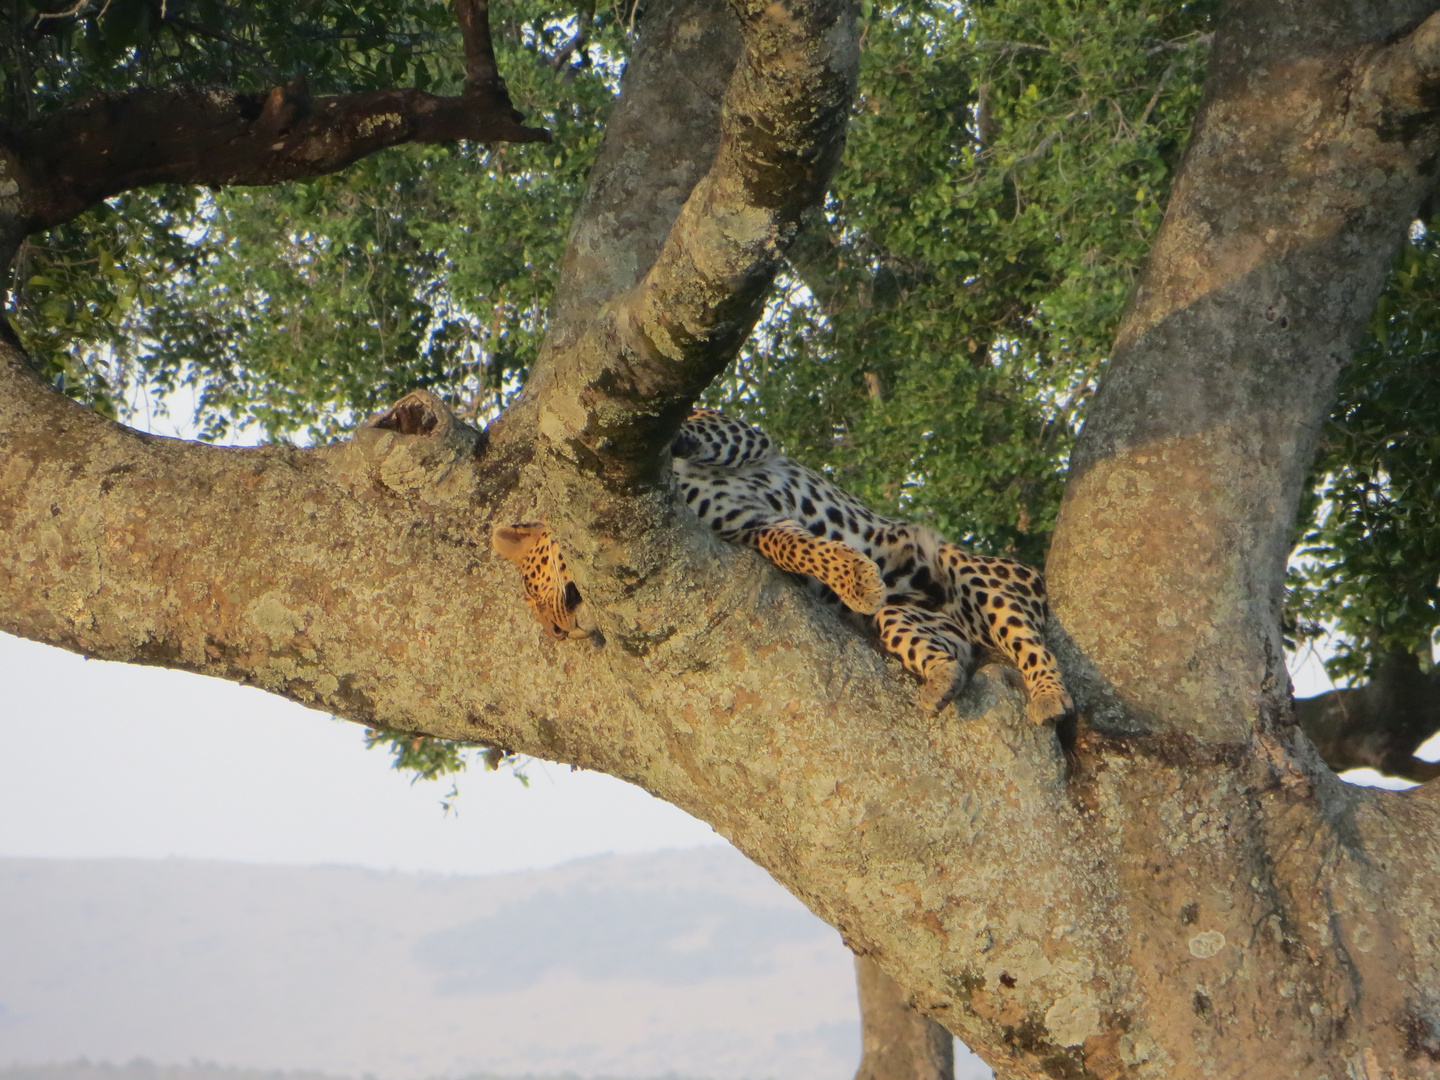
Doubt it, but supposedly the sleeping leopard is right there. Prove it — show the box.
[492,409,1073,723]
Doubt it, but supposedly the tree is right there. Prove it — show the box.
[8,0,1440,1075]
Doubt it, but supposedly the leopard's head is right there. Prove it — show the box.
[670,407,771,465]
[492,523,587,640]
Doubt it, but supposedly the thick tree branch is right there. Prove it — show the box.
[485,0,741,472]
[11,0,1440,1073]
[0,330,1106,1078]
[1356,8,1440,129]
[537,0,742,346]
[1295,651,1440,783]
[853,955,954,1080]
[522,0,861,489]
[452,0,504,94]
[1048,0,1440,744]
[0,81,547,234]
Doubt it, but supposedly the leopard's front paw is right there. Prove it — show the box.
[918,659,965,713]
[1025,687,1074,725]
[839,553,885,615]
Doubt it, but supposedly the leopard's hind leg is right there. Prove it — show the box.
[873,605,975,712]
[752,520,884,614]
[974,579,1072,723]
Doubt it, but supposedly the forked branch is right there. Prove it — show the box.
[1357,8,1440,127]
[526,0,861,485]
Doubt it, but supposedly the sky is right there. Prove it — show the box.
[0,630,724,875]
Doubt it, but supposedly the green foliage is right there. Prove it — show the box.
[364,729,529,810]
[709,0,1215,565]
[1286,223,1440,684]
[11,0,624,440]
[6,0,465,120]
[11,188,205,413]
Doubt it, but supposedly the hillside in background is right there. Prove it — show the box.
[0,1062,664,1080]
[0,850,995,1080]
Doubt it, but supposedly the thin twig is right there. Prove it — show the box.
[1137,60,1177,130]
[34,0,90,23]
[974,39,1050,54]
[1010,110,1078,170]
[1144,31,1214,56]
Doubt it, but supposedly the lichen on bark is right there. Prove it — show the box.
[8,0,1440,1077]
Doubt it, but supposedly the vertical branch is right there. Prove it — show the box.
[853,956,954,1080]
[1047,3,1440,742]
[453,0,503,95]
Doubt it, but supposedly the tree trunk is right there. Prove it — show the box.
[9,0,1440,1076]
[854,955,955,1080]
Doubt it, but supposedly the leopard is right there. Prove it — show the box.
[492,409,1073,723]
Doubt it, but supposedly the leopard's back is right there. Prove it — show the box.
[673,444,952,607]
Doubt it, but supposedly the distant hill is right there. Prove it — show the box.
[0,851,866,1080]
[0,1061,685,1080]
[0,1063,354,1080]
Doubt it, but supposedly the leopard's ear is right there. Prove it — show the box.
[491,522,547,562]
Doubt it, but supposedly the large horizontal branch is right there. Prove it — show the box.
[10,0,1440,1071]
[1295,651,1440,783]
[1,80,548,234]
[0,337,1116,1077]
[8,344,1440,1076]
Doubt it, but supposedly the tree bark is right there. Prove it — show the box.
[854,955,955,1080]
[8,0,1440,1077]
[0,80,547,237]
[1294,652,1440,783]
[1041,0,1440,1073]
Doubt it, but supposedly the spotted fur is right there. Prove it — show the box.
[490,524,589,641]
[493,409,1073,722]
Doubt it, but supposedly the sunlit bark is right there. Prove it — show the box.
[7,0,1440,1076]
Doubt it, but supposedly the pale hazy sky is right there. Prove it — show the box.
[0,630,724,875]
